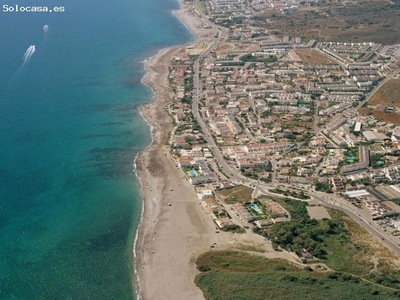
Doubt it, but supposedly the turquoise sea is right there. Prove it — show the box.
[0,0,192,298]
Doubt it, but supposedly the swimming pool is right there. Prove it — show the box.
[250,204,262,214]
[189,170,197,177]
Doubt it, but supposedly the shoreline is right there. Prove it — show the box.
[133,45,181,300]
[133,3,293,298]
[133,1,216,299]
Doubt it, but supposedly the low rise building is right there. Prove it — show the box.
[363,131,389,143]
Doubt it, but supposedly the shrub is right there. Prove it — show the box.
[198,265,211,272]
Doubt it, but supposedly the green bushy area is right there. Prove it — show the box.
[195,251,400,300]
[254,199,371,275]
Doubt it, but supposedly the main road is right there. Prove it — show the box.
[191,1,244,183]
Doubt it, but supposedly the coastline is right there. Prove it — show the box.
[133,3,296,298]
[134,1,216,299]
[133,45,181,299]
[133,2,400,299]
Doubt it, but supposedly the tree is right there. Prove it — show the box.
[315,182,331,193]
[184,136,193,144]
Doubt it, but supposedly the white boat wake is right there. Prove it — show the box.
[13,26,50,78]
[12,45,36,79]
[22,45,36,66]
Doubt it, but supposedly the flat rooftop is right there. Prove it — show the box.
[344,189,370,198]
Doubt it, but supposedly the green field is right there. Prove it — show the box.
[195,251,400,300]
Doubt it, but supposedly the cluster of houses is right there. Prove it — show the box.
[177,156,218,185]
[230,199,290,228]
[164,0,400,231]
[194,183,291,231]
[196,184,237,229]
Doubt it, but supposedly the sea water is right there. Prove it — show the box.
[0,0,192,298]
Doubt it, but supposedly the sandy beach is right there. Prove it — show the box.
[133,2,302,299]
[134,1,215,299]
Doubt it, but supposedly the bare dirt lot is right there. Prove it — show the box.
[215,185,254,204]
[259,0,400,44]
[358,107,400,124]
[359,79,400,123]
[293,49,335,64]
[369,79,400,106]
[307,206,331,220]
[216,41,260,55]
